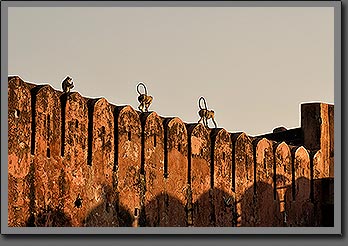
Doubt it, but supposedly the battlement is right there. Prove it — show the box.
[8,76,334,227]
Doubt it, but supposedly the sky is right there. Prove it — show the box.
[8,6,334,136]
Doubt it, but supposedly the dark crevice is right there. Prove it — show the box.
[245,147,249,181]
[139,112,151,175]
[187,131,192,184]
[232,137,236,192]
[185,123,198,185]
[291,150,296,201]
[273,147,277,201]
[252,140,258,195]
[113,108,119,172]
[60,93,68,157]
[140,114,145,175]
[210,132,216,189]
[310,151,315,203]
[30,93,36,155]
[30,85,44,155]
[87,99,98,166]
[163,119,169,179]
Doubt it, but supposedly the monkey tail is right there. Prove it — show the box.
[137,82,147,95]
[199,96,208,110]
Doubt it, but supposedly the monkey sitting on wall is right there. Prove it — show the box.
[198,96,217,128]
[137,82,153,112]
[62,76,74,93]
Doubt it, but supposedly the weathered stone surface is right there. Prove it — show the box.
[139,112,165,227]
[286,146,314,226]
[31,85,65,225]
[232,132,254,227]
[251,138,281,227]
[274,142,292,190]
[211,128,233,227]
[311,149,334,226]
[328,104,334,177]
[186,123,211,227]
[84,98,116,226]
[8,77,34,177]
[312,178,334,227]
[293,147,311,199]
[313,149,324,179]
[254,138,274,184]
[274,142,292,225]
[163,117,188,227]
[7,78,335,228]
[8,77,35,226]
[301,103,333,178]
[61,92,89,226]
[115,105,141,227]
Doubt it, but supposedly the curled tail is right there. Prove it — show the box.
[137,82,147,95]
[199,96,208,110]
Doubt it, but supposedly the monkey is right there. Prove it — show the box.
[197,96,217,128]
[137,82,153,112]
[62,76,74,93]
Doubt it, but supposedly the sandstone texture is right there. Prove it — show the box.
[7,76,334,227]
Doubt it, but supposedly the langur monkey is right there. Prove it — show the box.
[62,76,74,93]
[137,82,153,112]
[198,96,217,128]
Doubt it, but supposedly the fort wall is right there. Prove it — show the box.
[8,76,334,227]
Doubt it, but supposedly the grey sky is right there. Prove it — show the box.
[8,7,334,136]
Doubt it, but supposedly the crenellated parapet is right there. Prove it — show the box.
[7,76,334,227]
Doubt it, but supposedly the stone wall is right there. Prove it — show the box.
[8,76,334,227]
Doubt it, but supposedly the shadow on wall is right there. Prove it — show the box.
[284,176,314,227]
[26,206,72,227]
[83,189,134,227]
[141,193,185,227]
[191,188,235,227]
[25,162,73,227]
[141,188,235,227]
[284,177,334,227]
[25,178,135,227]
[240,177,333,227]
[24,177,333,227]
[25,189,233,227]
[25,201,134,227]
[240,181,282,227]
[311,177,334,227]
[26,193,135,227]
